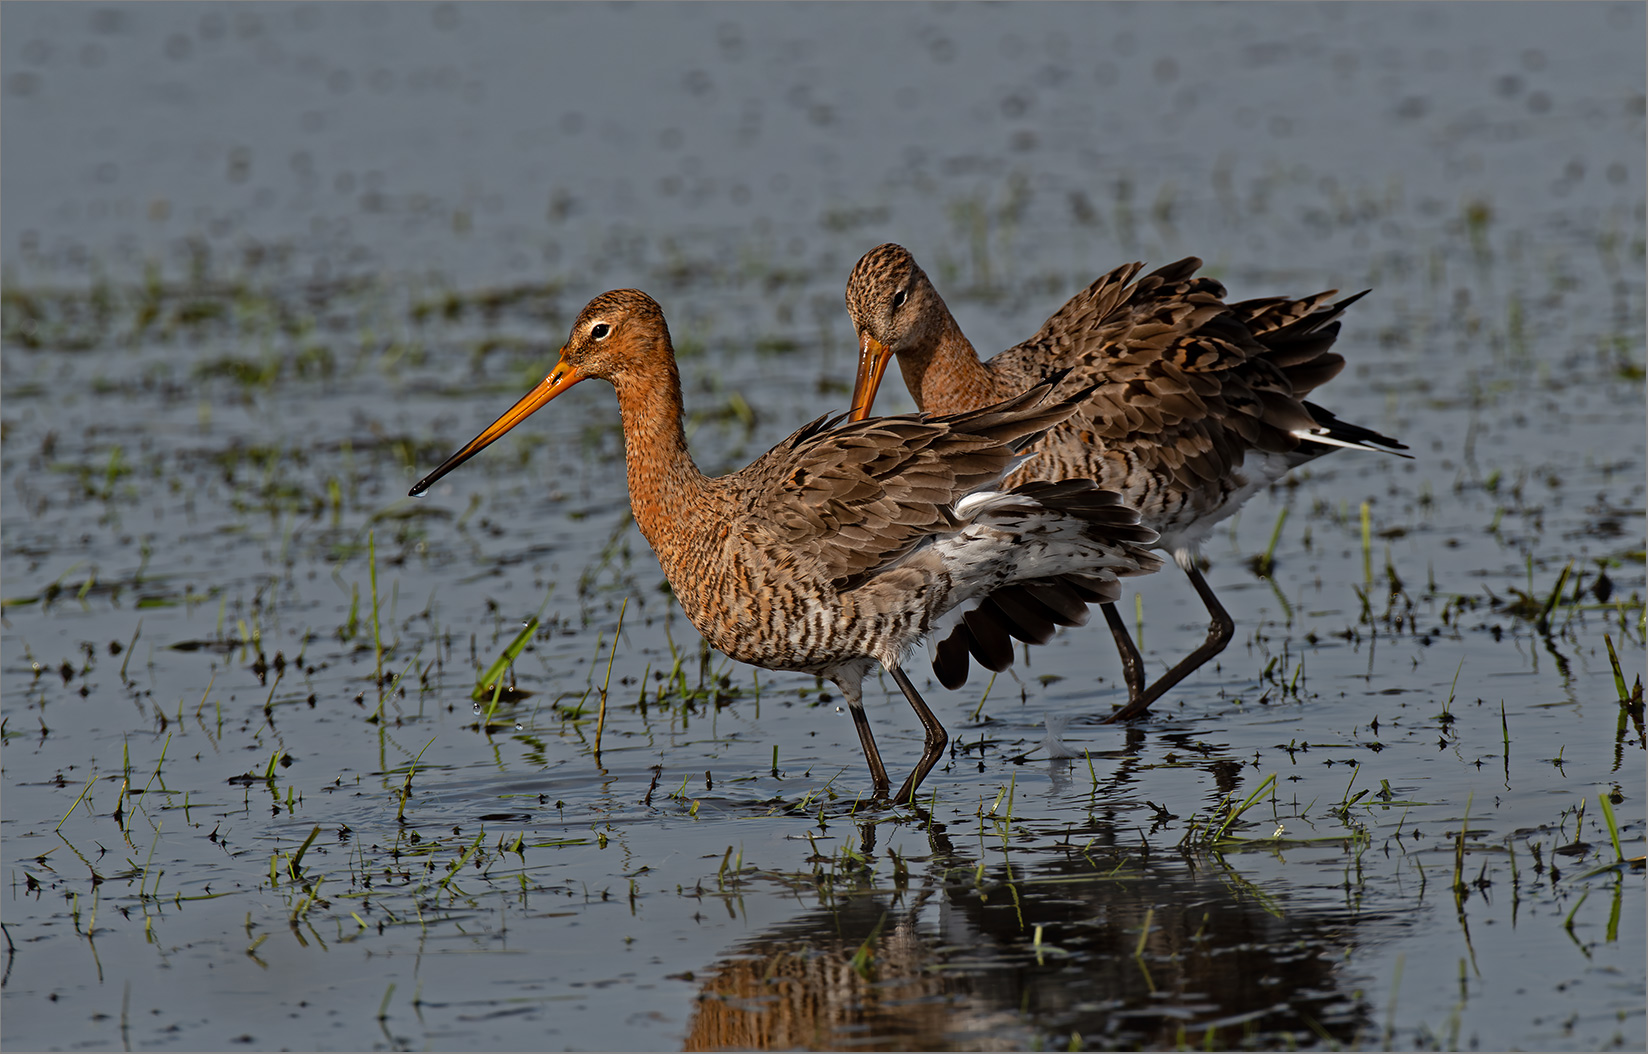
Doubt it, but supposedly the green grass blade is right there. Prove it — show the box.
[473,617,539,702]
[288,824,323,880]
[1212,772,1277,842]
[1604,635,1630,704]
[1360,501,1372,583]
[1598,793,1624,862]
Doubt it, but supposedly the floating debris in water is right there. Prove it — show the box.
[1041,714,1079,759]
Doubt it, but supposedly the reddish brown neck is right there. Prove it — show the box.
[896,308,1003,415]
[610,360,710,551]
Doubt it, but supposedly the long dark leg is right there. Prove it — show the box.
[888,665,949,805]
[1102,562,1235,724]
[1101,601,1147,702]
[836,676,891,798]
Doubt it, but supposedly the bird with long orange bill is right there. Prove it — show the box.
[845,244,1409,723]
[411,289,1161,803]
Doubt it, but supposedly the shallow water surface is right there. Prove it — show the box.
[2,3,1644,1051]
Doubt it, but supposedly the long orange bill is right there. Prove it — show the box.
[847,333,893,422]
[409,356,585,496]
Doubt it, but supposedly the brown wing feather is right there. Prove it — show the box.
[734,381,1079,587]
[978,259,1397,498]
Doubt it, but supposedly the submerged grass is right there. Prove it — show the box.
[475,618,538,706]
[2,193,1643,1051]
[1181,773,1279,849]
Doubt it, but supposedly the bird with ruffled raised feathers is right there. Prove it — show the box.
[845,244,1409,722]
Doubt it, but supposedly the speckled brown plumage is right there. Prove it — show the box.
[410,289,1161,801]
[845,244,1408,721]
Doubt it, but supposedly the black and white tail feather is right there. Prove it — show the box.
[925,478,1162,690]
[1292,401,1411,458]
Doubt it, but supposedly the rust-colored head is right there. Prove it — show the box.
[843,243,947,421]
[409,289,672,496]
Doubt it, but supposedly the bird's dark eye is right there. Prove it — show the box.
[891,289,908,309]
[590,322,611,340]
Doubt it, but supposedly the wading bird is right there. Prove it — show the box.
[411,289,1161,802]
[845,244,1408,722]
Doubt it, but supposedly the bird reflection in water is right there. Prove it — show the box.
[683,810,1378,1050]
